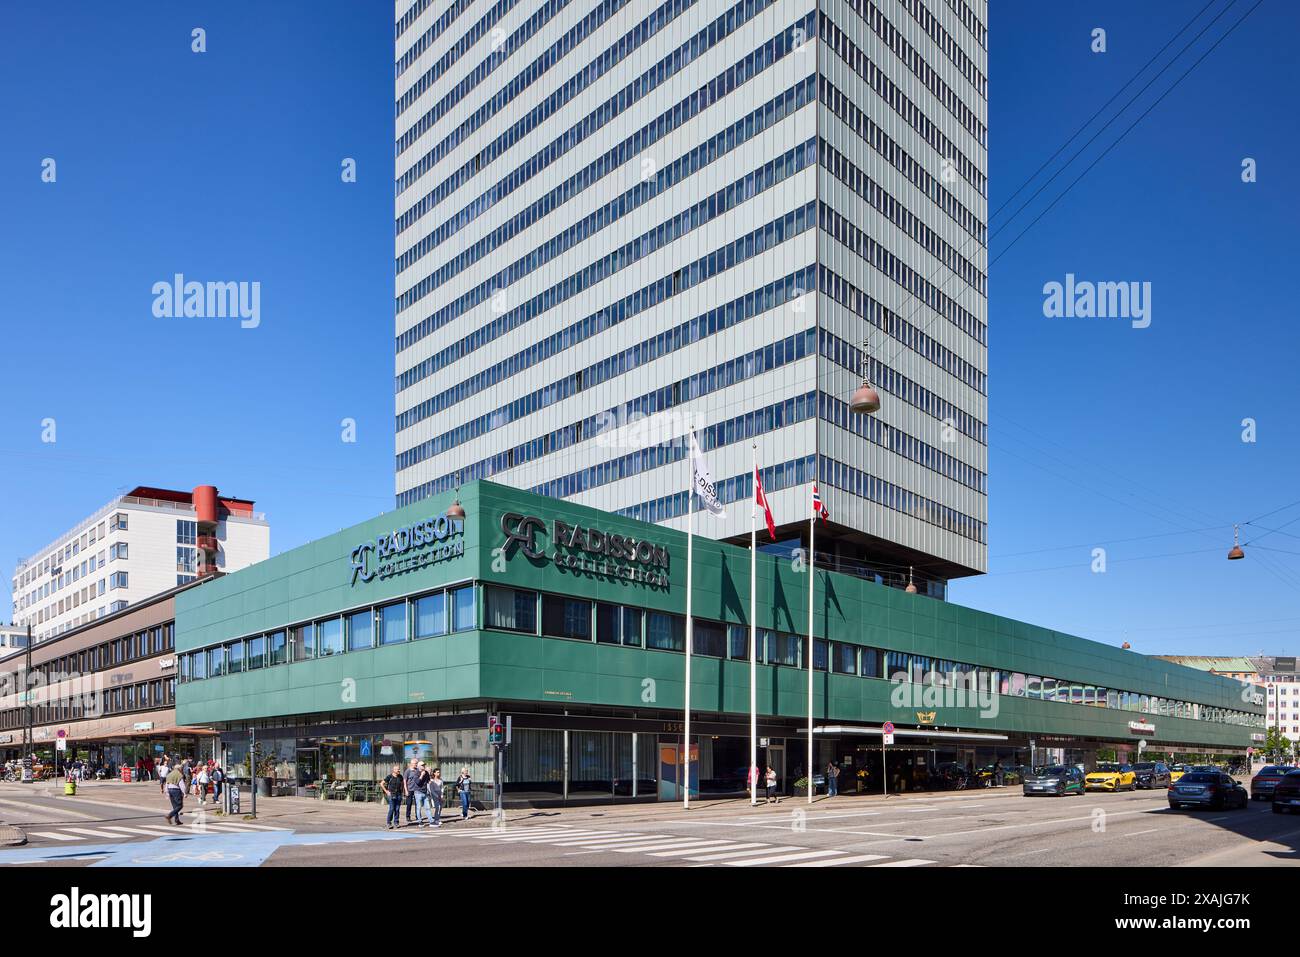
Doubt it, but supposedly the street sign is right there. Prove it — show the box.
[56,738,66,751]
[883,733,895,746]
[882,721,895,735]
[228,782,241,815]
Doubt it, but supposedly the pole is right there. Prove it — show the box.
[684,443,694,811]
[749,444,758,807]
[881,742,887,798]
[250,726,257,819]
[23,625,32,783]
[807,505,815,805]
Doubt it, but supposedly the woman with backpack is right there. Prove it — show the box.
[456,767,472,820]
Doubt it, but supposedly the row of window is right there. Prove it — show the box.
[821,327,986,445]
[14,513,120,590]
[895,0,987,96]
[398,80,819,319]
[819,75,986,246]
[397,0,630,154]
[819,200,985,347]
[177,585,475,681]
[845,0,987,146]
[822,12,986,196]
[823,453,987,545]
[619,454,813,526]
[1,623,175,696]
[819,138,986,296]
[184,582,1255,730]
[394,0,456,50]
[395,0,805,351]
[0,677,176,730]
[395,0,528,112]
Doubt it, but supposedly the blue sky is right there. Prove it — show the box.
[1,1,1296,657]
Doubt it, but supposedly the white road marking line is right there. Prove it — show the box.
[203,822,288,831]
[468,826,575,838]
[64,828,126,838]
[871,858,933,867]
[549,835,667,847]
[100,826,169,836]
[490,830,613,843]
[1127,828,1161,836]
[787,853,891,867]
[684,845,780,861]
[648,842,768,858]
[29,831,82,841]
[612,839,730,853]
[727,849,845,867]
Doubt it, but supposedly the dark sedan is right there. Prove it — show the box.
[1271,770,1300,814]
[1022,765,1084,797]
[1251,765,1295,801]
[1168,771,1249,811]
[1132,761,1171,790]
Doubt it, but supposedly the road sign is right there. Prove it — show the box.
[882,721,895,735]
[56,738,66,751]
[883,733,895,746]
[227,782,241,816]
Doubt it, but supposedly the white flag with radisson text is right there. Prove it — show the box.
[689,431,726,518]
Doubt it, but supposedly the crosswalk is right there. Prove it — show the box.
[459,824,940,867]
[26,819,290,844]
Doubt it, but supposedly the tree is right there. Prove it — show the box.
[1263,727,1293,763]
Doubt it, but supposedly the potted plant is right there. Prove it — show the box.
[251,743,277,797]
[793,776,810,798]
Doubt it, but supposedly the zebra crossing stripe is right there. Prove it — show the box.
[64,828,126,839]
[611,839,727,853]
[492,830,612,843]
[647,841,758,857]
[787,854,891,867]
[871,859,933,867]
[726,849,846,866]
[684,845,779,862]
[28,832,82,841]
[548,834,665,847]
[468,827,583,840]
[100,826,171,836]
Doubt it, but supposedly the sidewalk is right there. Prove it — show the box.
[0,778,1020,831]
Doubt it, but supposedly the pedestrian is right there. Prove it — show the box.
[827,761,840,797]
[764,765,778,803]
[212,765,224,804]
[402,758,419,826]
[163,763,185,826]
[196,763,210,805]
[157,757,170,794]
[429,768,444,828]
[456,766,473,820]
[381,764,404,830]
[993,759,1004,788]
[413,761,433,827]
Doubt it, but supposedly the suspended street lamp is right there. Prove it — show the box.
[1227,524,1245,560]
[849,334,882,415]
[446,472,466,521]
[905,565,917,594]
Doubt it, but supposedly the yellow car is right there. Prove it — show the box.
[1168,764,1190,784]
[1085,762,1137,792]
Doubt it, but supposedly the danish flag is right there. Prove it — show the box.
[812,483,829,522]
[754,466,777,541]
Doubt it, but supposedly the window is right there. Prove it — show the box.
[246,634,265,670]
[414,592,447,638]
[226,641,244,674]
[379,602,407,645]
[347,610,373,651]
[176,548,196,574]
[292,623,315,661]
[177,520,196,545]
[486,586,536,633]
[598,603,643,646]
[268,630,286,666]
[693,619,725,658]
[450,585,474,631]
[813,639,829,671]
[542,595,592,641]
[727,624,748,660]
[318,617,343,657]
[112,513,128,531]
[860,647,881,678]
[833,642,857,675]
[207,646,225,678]
[646,611,685,652]
[110,542,128,561]
[109,572,128,590]
[768,632,802,667]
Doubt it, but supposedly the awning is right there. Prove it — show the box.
[814,725,1009,742]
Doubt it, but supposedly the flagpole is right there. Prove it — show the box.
[807,495,816,805]
[684,434,694,812]
[749,444,758,807]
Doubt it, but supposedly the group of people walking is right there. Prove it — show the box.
[381,758,474,830]
[156,754,226,825]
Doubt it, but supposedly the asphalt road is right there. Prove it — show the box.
[2,782,1298,867]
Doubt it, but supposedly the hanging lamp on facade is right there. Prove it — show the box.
[849,334,882,415]
[1227,524,1245,560]
[446,473,466,521]
[905,565,918,594]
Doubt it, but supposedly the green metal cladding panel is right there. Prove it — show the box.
[176,481,1260,745]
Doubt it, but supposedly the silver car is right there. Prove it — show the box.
[1168,771,1248,811]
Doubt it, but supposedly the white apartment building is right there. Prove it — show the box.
[1253,656,1300,745]
[0,624,28,655]
[10,486,269,643]
[393,0,989,596]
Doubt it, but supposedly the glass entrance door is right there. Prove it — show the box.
[295,748,319,793]
[767,744,785,795]
[657,742,699,801]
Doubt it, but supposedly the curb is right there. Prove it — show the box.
[0,825,28,846]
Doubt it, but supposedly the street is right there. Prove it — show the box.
[2,779,1297,868]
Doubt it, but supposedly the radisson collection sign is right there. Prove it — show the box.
[350,512,465,586]
[500,512,670,588]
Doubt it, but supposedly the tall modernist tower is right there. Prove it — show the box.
[394,0,988,595]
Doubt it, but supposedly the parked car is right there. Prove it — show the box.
[1168,771,1248,811]
[1085,762,1137,792]
[1271,770,1300,814]
[1132,761,1171,790]
[1022,765,1084,797]
[1168,764,1192,783]
[1252,765,1296,801]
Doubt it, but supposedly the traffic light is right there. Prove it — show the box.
[489,721,504,746]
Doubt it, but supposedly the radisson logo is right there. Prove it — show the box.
[499,512,669,588]
[350,512,464,586]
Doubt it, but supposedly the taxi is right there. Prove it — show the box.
[1084,762,1137,792]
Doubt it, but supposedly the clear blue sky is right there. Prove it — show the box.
[1,1,1296,658]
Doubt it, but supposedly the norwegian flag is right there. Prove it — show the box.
[754,466,777,541]
[812,483,829,522]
